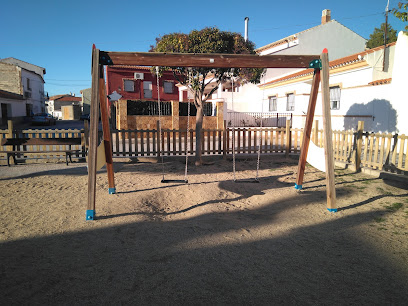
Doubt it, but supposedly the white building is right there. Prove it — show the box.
[46,94,82,119]
[0,58,46,125]
[178,9,368,120]
[259,31,408,134]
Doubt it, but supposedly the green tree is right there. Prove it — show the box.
[393,1,408,30]
[366,22,398,49]
[150,27,263,165]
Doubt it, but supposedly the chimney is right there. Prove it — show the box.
[321,9,331,24]
[244,17,249,42]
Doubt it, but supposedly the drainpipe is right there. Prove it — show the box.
[244,17,249,42]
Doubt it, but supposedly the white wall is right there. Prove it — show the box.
[21,69,45,114]
[0,98,26,119]
[391,31,408,135]
[220,83,263,112]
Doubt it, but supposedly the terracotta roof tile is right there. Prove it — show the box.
[57,96,82,102]
[261,41,397,87]
[368,78,392,86]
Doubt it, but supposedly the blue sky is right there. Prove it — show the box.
[1,0,406,97]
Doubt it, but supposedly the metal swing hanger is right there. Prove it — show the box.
[231,69,262,184]
[157,66,189,184]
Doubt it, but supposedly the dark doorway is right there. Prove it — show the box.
[1,103,9,125]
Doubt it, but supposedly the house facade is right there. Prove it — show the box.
[47,94,82,119]
[259,31,408,134]
[0,58,46,124]
[195,9,368,118]
[106,66,183,130]
[106,66,179,102]
[80,88,91,115]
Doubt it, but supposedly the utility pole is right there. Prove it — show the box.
[383,0,390,71]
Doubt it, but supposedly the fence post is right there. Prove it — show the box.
[356,120,364,172]
[7,120,13,138]
[156,120,161,161]
[83,120,89,150]
[223,120,227,159]
[171,100,179,130]
[313,120,319,145]
[285,119,291,157]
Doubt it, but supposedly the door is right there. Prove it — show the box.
[1,103,9,125]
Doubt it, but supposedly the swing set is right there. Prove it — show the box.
[86,46,337,220]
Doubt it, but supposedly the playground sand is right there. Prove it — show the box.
[1,156,407,304]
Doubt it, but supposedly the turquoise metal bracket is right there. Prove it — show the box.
[309,59,322,70]
[86,210,95,221]
[109,187,116,194]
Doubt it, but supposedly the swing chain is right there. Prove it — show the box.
[231,72,236,182]
[184,69,192,182]
[255,73,266,180]
[156,66,165,181]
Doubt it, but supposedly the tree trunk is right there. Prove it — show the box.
[195,105,204,166]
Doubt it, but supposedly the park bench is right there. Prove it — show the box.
[0,137,85,166]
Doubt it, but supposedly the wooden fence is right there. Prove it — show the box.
[1,121,407,175]
[0,127,85,160]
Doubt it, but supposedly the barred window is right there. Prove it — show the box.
[286,93,295,111]
[124,80,134,92]
[269,96,277,111]
[330,86,341,110]
[163,81,173,94]
[143,81,153,98]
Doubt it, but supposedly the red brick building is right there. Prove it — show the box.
[106,66,179,101]
[105,66,224,131]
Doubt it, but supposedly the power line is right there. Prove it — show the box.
[46,78,91,81]
[46,82,89,87]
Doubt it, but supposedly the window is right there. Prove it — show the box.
[286,93,295,111]
[163,81,173,94]
[143,81,152,98]
[124,79,135,92]
[27,78,31,91]
[269,96,277,111]
[330,86,341,110]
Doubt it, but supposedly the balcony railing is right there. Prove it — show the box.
[226,112,293,127]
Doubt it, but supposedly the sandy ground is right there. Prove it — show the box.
[0,155,407,305]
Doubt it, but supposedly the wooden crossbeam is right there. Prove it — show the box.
[100,51,319,68]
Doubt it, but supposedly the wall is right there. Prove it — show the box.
[116,100,224,132]
[62,105,81,120]
[106,67,179,102]
[21,69,45,114]
[366,45,395,81]
[287,21,366,60]
[219,83,263,113]
[0,97,27,124]
[81,88,91,114]
[261,20,367,82]
[390,31,408,135]
[0,63,22,95]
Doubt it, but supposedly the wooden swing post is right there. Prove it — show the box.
[98,67,115,194]
[320,49,337,212]
[86,46,100,221]
[295,68,321,189]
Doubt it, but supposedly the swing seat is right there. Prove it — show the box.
[161,179,188,184]
[234,178,260,183]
